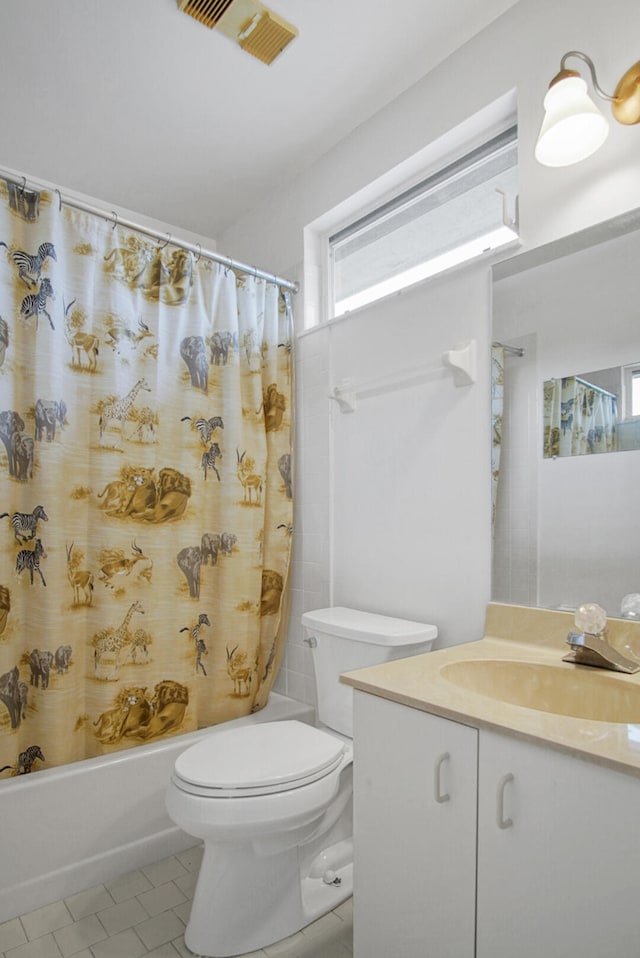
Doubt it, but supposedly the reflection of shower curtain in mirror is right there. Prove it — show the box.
[0,183,293,777]
[491,345,504,534]
[543,377,616,458]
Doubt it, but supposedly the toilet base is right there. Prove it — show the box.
[185,839,353,957]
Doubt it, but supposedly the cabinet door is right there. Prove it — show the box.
[353,691,478,958]
[477,728,640,958]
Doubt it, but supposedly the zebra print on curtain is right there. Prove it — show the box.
[0,182,294,776]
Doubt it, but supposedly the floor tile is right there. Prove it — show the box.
[141,857,188,888]
[297,939,352,958]
[333,898,353,923]
[175,845,203,872]
[134,911,186,951]
[53,915,107,957]
[169,936,193,958]
[264,931,306,956]
[89,928,147,958]
[104,869,154,904]
[96,897,148,936]
[299,911,345,940]
[136,881,187,918]
[145,944,183,957]
[20,902,73,942]
[64,886,115,922]
[4,933,64,958]
[173,869,198,899]
[0,917,27,952]
[172,900,192,925]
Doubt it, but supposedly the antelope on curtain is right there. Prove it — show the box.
[0,183,293,776]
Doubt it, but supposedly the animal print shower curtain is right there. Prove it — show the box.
[491,344,504,535]
[0,182,293,776]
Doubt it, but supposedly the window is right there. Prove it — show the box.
[623,363,640,419]
[329,126,518,318]
[633,370,640,416]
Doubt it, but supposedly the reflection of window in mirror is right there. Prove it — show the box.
[622,364,640,420]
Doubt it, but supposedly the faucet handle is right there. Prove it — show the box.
[621,593,640,619]
[566,631,586,650]
[574,602,607,636]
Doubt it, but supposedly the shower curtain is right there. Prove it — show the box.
[0,183,293,776]
[543,376,617,457]
[491,344,504,534]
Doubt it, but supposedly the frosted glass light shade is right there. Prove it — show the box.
[535,75,609,167]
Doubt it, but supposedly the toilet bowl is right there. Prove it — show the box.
[166,607,436,957]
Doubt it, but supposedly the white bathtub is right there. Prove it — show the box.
[0,692,314,923]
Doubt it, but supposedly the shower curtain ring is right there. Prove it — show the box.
[54,189,62,212]
[19,176,26,195]
[110,211,118,230]
[194,243,201,263]
[158,232,170,249]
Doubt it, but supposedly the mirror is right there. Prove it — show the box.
[542,360,640,459]
[491,210,640,617]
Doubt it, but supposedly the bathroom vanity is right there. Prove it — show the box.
[343,603,640,958]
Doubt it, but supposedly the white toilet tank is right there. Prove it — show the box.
[301,607,437,737]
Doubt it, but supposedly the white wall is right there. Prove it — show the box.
[329,269,491,636]
[216,0,640,709]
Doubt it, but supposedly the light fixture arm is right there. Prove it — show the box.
[559,51,615,101]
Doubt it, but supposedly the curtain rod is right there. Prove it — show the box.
[492,341,525,357]
[0,167,299,294]
[575,376,617,401]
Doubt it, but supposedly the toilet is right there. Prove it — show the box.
[165,606,437,957]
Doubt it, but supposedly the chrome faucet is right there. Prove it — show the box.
[563,630,640,674]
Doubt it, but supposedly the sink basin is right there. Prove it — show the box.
[440,659,640,723]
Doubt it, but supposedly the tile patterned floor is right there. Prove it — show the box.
[0,847,353,958]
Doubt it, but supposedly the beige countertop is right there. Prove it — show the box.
[341,602,640,776]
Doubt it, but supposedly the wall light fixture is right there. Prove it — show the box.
[535,51,640,167]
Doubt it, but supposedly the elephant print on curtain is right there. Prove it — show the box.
[0,182,293,776]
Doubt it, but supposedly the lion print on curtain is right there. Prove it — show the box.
[0,183,293,777]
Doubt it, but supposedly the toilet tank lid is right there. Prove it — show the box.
[302,607,437,646]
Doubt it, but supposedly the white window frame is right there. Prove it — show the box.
[302,93,519,332]
[328,126,518,320]
[622,363,640,420]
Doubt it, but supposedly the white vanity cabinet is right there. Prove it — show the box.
[353,689,640,958]
[353,690,478,958]
[476,727,640,958]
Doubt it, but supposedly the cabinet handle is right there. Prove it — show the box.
[434,751,451,804]
[496,772,514,829]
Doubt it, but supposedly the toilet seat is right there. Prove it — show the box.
[173,720,347,798]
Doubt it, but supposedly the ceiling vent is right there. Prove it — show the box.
[178,0,236,28]
[178,0,298,65]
